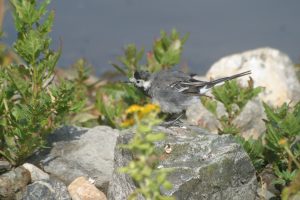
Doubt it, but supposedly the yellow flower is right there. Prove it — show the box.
[125,104,143,114]
[122,104,161,128]
[125,104,160,115]
[121,118,135,128]
[278,138,287,146]
[142,104,160,114]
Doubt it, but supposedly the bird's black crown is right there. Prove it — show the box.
[133,71,150,80]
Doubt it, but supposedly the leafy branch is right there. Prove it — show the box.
[0,0,82,165]
[201,77,262,135]
[119,104,173,200]
[112,29,188,78]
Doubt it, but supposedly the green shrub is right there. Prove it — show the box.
[0,0,82,165]
[237,102,300,197]
[64,59,100,126]
[202,74,300,197]
[281,171,300,200]
[96,83,146,129]
[111,29,188,78]
[253,102,300,198]
[263,103,300,181]
[236,136,266,170]
[263,102,300,165]
[111,44,145,78]
[202,77,262,135]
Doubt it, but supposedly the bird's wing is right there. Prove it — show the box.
[169,71,251,95]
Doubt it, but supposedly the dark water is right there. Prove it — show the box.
[3,0,300,75]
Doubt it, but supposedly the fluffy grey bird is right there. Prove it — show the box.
[129,70,251,114]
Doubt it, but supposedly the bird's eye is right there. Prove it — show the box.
[136,80,140,84]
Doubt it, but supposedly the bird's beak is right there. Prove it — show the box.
[129,77,135,82]
[122,78,134,84]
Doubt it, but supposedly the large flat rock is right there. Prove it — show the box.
[28,126,119,192]
[108,126,258,200]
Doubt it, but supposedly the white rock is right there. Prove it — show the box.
[233,98,266,139]
[186,98,265,139]
[22,163,49,182]
[207,47,300,106]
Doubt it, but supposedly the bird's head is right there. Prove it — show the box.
[129,71,151,90]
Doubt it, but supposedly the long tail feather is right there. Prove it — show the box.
[178,70,251,95]
[207,70,251,87]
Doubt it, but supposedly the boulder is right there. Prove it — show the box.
[0,166,31,200]
[22,163,49,182]
[232,99,266,139]
[22,177,70,200]
[186,101,223,134]
[107,126,258,200]
[187,98,266,139]
[206,47,300,106]
[27,126,119,192]
[0,160,11,174]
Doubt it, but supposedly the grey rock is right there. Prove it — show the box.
[22,177,70,200]
[22,163,50,182]
[257,165,280,199]
[233,98,266,139]
[187,98,266,139]
[0,160,11,173]
[108,126,258,200]
[186,101,221,133]
[186,101,228,134]
[27,126,119,192]
[107,132,143,200]
[0,166,31,200]
[257,189,276,200]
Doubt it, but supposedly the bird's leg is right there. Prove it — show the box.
[161,112,184,127]
[200,94,213,99]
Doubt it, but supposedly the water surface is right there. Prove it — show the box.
[3,0,300,75]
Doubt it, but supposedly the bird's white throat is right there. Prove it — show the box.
[142,80,151,90]
[130,77,151,91]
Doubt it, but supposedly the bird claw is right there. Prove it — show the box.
[161,113,184,128]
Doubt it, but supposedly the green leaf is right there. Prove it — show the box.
[200,96,217,116]
[111,62,127,76]
[96,83,146,128]
[162,181,173,190]
[6,65,31,98]
[236,136,265,170]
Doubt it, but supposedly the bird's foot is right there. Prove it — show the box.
[161,113,185,128]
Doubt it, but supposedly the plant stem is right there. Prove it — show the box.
[284,145,300,169]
